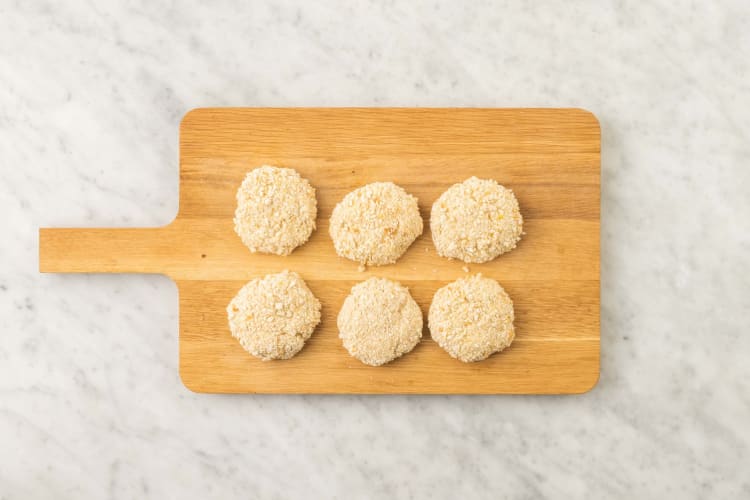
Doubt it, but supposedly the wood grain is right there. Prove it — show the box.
[39,108,600,394]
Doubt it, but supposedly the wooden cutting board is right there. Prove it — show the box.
[39,108,600,394]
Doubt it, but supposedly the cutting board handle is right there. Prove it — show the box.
[39,226,174,275]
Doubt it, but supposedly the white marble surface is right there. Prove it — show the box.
[1,1,749,498]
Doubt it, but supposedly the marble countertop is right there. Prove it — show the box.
[2,1,748,498]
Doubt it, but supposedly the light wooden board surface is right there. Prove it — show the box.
[39,108,600,394]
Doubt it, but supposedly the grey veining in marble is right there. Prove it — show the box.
[1,1,749,498]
